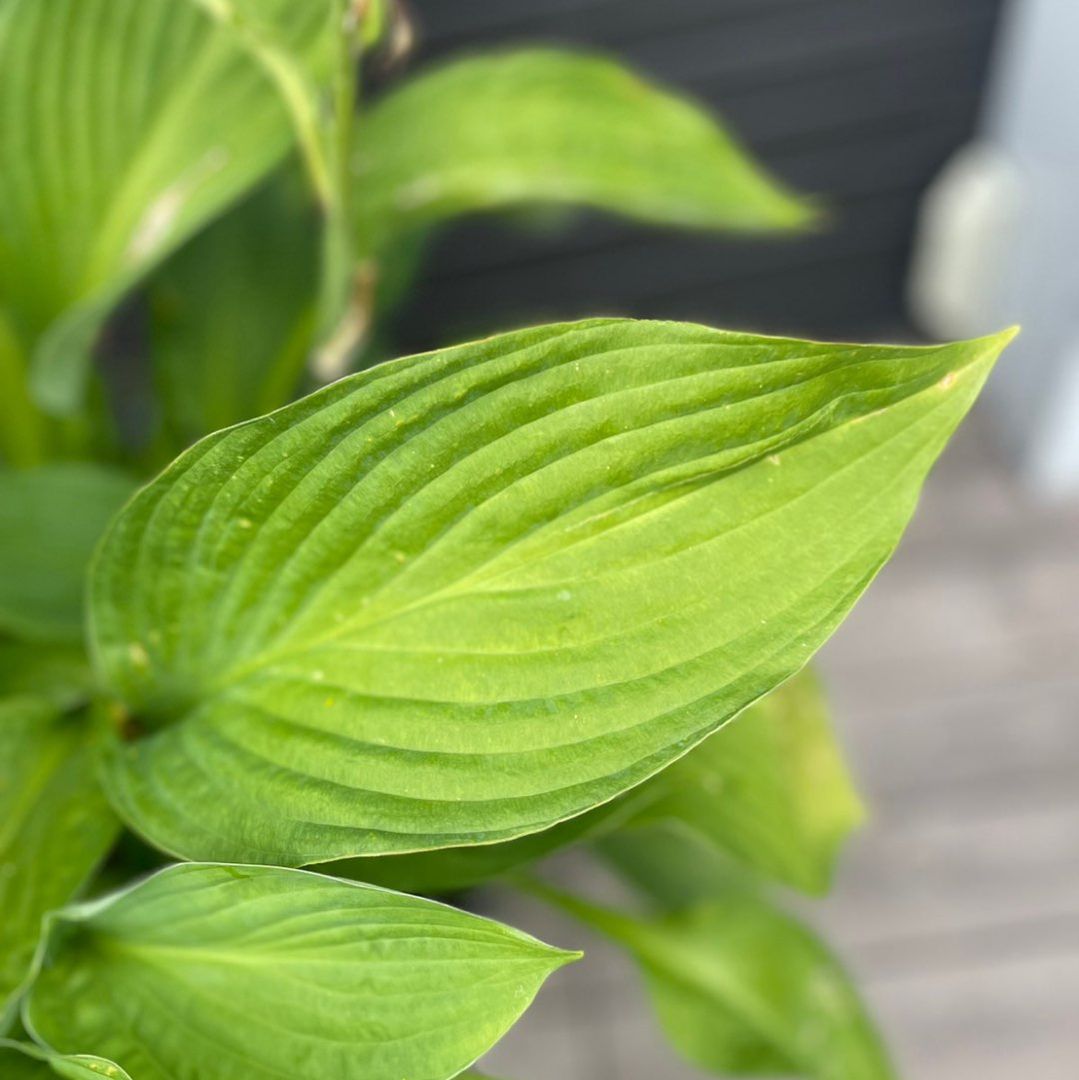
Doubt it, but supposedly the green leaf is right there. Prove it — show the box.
[23,863,578,1080]
[0,698,119,1028]
[0,466,133,643]
[0,0,334,414]
[598,821,757,913]
[149,168,319,450]
[631,669,864,894]
[89,318,1011,865]
[337,670,855,896]
[0,1040,131,1080]
[536,883,893,1080]
[353,48,815,260]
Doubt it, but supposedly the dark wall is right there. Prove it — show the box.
[387,0,1005,348]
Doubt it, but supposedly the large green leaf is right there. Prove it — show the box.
[89,318,1011,865]
[0,466,133,643]
[0,1040,131,1080]
[0,698,119,1028]
[149,168,319,451]
[631,669,864,894]
[536,881,893,1080]
[354,48,815,260]
[23,863,577,1080]
[0,0,334,414]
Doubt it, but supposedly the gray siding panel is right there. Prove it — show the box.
[385,0,1005,345]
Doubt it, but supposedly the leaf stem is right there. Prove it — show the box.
[190,0,336,206]
[312,0,365,381]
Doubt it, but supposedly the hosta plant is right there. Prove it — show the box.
[0,2,1014,1078]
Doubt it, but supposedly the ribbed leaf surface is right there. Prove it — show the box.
[23,863,576,1080]
[90,318,1011,864]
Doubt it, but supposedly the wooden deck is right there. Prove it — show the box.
[474,409,1079,1078]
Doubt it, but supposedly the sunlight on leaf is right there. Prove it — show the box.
[89,318,1012,865]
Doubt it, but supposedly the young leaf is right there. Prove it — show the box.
[535,882,893,1080]
[89,318,1012,865]
[23,863,578,1080]
[353,48,815,260]
[0,1040,131,1080]
[149,168,319,450]
[631,669,864,894]
[0,698,119,1029]
[0,0,334,414]
[0,466,133,643]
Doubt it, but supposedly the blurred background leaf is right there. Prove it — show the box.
[527,860,894,1080]
[625,669,864,895]
[354,47,815,257]
[148,168,319,453]
[0,0,334,418]
[0,466,133,643]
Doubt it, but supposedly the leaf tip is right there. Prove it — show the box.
[938,324,1018,392]
[974,323,1020,356]
[538,945,584,974]
[965,323,1019,357]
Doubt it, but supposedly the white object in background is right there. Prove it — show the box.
[907,0,1079,498]
[907,143,1020,339]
